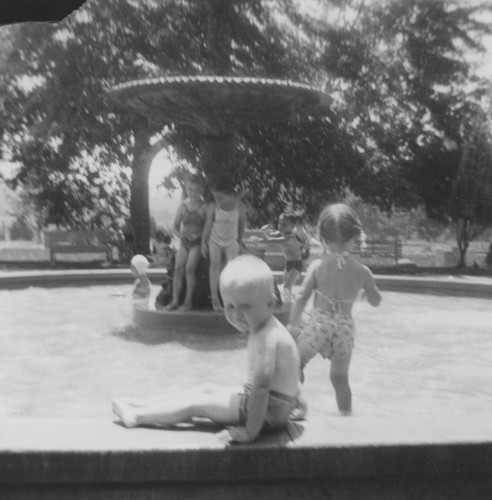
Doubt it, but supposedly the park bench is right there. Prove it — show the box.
[353,239,403,266]
[43,229,112,265]
[243,232,402,268]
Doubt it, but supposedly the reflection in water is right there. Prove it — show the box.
[111,321,246,351]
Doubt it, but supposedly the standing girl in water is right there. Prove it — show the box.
[288,203,382,417]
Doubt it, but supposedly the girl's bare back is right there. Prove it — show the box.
[311,255,371,314]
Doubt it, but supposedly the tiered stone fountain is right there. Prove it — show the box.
[109,76,331,332]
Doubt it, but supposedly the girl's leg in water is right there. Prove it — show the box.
[330,352,352,415]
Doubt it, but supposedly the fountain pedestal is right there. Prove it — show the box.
[109,76,331,312]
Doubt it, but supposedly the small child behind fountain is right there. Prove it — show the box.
[113,255,300,444]
[261,212,310,303]
[130,254,151,300]
[201,175,246,311]
[287,203,382,418]
[152,230,174,268]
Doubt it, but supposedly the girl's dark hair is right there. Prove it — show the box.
[156,230,171,244]
[211,174,237,195]
[318,203,362,244]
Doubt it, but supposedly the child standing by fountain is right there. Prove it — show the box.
[166,174,207,311]
[261,212,310,303]
[287,203,382,417]
[201,175,246,311]
[113,255,300,444]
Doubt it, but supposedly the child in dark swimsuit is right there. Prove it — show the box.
[166,174,207,311]
[261,212,310,303]
[288,203,382,417]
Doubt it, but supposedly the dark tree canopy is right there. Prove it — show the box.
[1,0,491,258]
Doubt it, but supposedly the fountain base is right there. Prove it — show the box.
[132,304,290,333]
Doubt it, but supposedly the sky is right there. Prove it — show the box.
[148,149,182,231]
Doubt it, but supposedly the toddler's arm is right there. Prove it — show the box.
[230,334,274,443]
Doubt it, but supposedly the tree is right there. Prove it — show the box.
[423,105,492,267]
[2,0,491,258]
[293,0,492,263]
[0,0,327,254]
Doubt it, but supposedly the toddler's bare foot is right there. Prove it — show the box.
[112,400,138,427]
[117,397,146,407]
[165,301,179,311]
[178,303,192,312]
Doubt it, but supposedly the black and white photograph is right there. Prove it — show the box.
[1,0,492,498]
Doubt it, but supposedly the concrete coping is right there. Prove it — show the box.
[2,415,492,485]
[1,269,492,297]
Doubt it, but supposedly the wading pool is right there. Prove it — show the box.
[1,281,491,420]
[1,272,492,499]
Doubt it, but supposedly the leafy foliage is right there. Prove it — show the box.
[1,0,492,262]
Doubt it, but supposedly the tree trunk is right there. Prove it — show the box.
[201,133,236,186]
[456,219,469,268]
[130,130,168,256]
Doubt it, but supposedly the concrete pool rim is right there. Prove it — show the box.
[1,268,492,298]
[1,269,492,498]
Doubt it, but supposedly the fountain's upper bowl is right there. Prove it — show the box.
[109,75,331,135]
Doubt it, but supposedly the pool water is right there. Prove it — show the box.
[1,285,491,420]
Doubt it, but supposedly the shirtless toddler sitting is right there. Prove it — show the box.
[113,254,301,443]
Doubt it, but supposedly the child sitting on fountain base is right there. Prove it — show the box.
[112,254,301,444]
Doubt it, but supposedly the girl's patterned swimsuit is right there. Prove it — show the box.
[296,260,356,361]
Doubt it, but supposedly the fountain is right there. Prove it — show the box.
[109,75,332,330]
[109,75,331,184]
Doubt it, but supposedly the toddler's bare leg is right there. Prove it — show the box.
[113,385,242,428]
[330,352,352,414]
